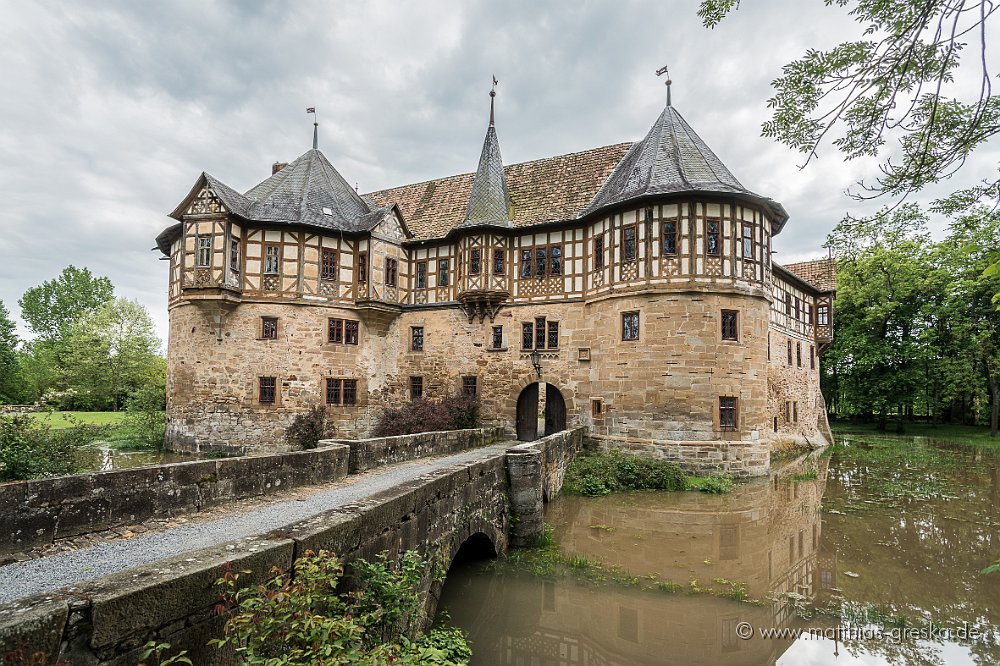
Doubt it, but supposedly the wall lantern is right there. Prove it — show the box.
[530,348,543,377]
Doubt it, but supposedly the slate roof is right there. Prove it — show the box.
[367,142,633,240]
[784,258,836,292]
[458,123,514,230]
[582,104,788,227]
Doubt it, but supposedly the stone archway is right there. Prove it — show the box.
[516,382,567,441]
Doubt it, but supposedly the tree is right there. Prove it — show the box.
[60,298,163,410]
[699,0,999,210]
[0,301,24,403]
[19,265,114,341]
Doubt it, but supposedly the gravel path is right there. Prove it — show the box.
[0,443,511,605]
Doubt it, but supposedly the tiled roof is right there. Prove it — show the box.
[582,104,788,228]
[367,142,633,240]
[458,123,513,229]
[783,258,836,292]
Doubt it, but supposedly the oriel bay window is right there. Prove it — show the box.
[321,248,337,281]
[719,396,738,430]
[325,378,358,406]
[522,245,562,278]
[622,311,640,341]
[662,219,678,255]
[385,257,398,287]
[328,318,359,345]
[817,304,830,326]
[470,248,481,275]
[197,236,212,267]
[521,318,559,350]
[706,220,720,256]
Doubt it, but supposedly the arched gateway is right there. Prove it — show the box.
[516,383,567,441]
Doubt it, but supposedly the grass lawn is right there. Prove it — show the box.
[26,411,128,429]
[830,420,999,447]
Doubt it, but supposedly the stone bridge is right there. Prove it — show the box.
[0,427,585,665]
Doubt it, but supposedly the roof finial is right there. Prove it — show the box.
[655,65,672,107]
[489,75,498,127]
[307,107,318,149]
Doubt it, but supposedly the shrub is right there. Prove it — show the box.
[286,406,327,450]
[211,549,471,665]
[0,414,102,481]
[563,450,687,496]
[685,474,735,494]
[373,395,480,438]
[114,384,167,450]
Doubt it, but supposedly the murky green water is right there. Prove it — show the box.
[74,445,196,472]
[439,436,1000,665]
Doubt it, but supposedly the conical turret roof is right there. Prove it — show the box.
[583,103,787,226]
[458,111,513,230]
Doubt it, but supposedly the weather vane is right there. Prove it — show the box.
[655,65,672,106]
[489,75,499,126]
[307,107,318,149]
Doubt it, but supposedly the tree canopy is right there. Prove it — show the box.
[0,302,23,403]
[18,265,114,341]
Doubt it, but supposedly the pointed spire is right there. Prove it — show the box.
[460,79,513,229]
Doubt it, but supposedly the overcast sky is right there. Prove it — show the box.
[1,0,996,346]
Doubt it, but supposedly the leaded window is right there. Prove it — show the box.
[416,261,427,289]
[547,321,559,349]
[706,220,720,255]
[229,238,240,272]
[261,317,277,340]
[720,396,737,430]
[817,304,830,326]
[550,246,562,275]
[345,320,358,345]
[438,259,449,287]
[357,253,368,284]
[328,318,359,345]
[264,244,280,274]
[470,248,481,275]
[622,226,636,262]
[594,236,605,269]
[385,258,397,287]
[536,248,547,277]
[662,220,678,255]
[622,311,640,341]
[721,310,738,341]
[521,250,532,278]
[742,223,753,259]
[321,249,337,281]
[493,249,505,275]
[259,376,276,404]
[491,325,503,349]
[535,317,546,350]
[411,326,424,352]
[522,322,533,349]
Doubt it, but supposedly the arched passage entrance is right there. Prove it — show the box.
[516,382,567,441]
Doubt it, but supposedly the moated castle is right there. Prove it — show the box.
[155,85,835,477]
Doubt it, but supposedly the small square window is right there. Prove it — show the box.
[720,396,738,430]
[622,311,640,341]
[410,376,423,400]
[462,376,477,397]
[411,326,424,352]
[721,310,738,341]
[260,317,278,340]
[259,376,276,404]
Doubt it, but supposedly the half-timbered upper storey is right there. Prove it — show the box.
[156,94,833,326]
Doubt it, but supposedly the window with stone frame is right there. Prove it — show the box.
[786,401,793,422]
[345,320,358,345]
[321,248,337,281]
[229,237,240,272]
[437,258,449,287]
[491,325,503,349]
[662,219,678,255]
[385,257,398,287]
[521,319,558,350]
[469,248,481,276]
[793,401,799,423]
[522,321,533,349]
[416,261,427,289]
[410,376,423,400]
[594,235,605,269]
[721,310,739,341]
[197,235,212,267]
[797,342,802,367]
[260,316,278,340]
[326,378,358,406]
[742,223,753,259]
[547,321,560,349]
[535,317,546,349]
[719,396,738,430]
[622,311,640,341]
[328,318,359,345]
[259,376,276,404]
[357,253,368,284]
[817,304,830,326]
[264,244,280,274]
[810,345,816,370]
[787,339,793,365]
[462,376,477,397]
[493,248,505,275]
[410,326,424,352]
[622,225,637,262]
[706,219,721,256]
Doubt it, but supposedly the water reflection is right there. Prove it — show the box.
[440,440,1000,665]
[74,445,193,472]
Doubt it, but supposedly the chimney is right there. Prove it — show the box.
[272,161,288,175]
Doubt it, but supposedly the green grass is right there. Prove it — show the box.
[26,411,128,429]
[830,420,1000,448]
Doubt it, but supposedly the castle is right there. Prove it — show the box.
[156,83,835,477]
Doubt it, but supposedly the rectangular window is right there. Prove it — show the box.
[810,345,816,370]
[326,378,358,406]
[328,318,344,343]
[260,317,278,340]
[416,261,427,289]
[591,398,604,418]
[721,310,739,341]
[357,253,368,284]
[547,321,559,349]
[229,237,240,272]
[520,249,532,278]
[662,220,678,255]
[469,248,481,275]
[385,258,397,287]
[343,379,357,405]
[786,401,793,422]
[493,249,505,275]
[594,235,605,269]
[491,325,503,349]
[345,320,359,345]
[411,326,424,352]
[622,311,640,341]
[321,248,337,281]
[794,297,801,321]
[550,246,562,275]
[817,304,830,326]
[805,303,812,323]
[785,292,792,316]
[410,376,423,400]
[535,317,546,350]
[535,247,547,277]
[742,223,753,259]
[259,376,276,404]
[462,376,477,397]
[797,342,802,367]
[706,220,720,255]
[437,259,449,287]
[787,340,793,365]
[522,322,533,349]
[720,396,738,430]
[793,401,799,423]
[622,226,637,262]
[197,236,212,267]
[264,244,280,274]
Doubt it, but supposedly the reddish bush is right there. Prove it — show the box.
[373,395,480,437]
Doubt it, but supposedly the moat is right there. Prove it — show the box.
[439,434,1000,665]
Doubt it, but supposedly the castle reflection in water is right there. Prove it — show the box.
[440,455,834,666]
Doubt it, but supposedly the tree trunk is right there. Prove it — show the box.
[990,375,999,438]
